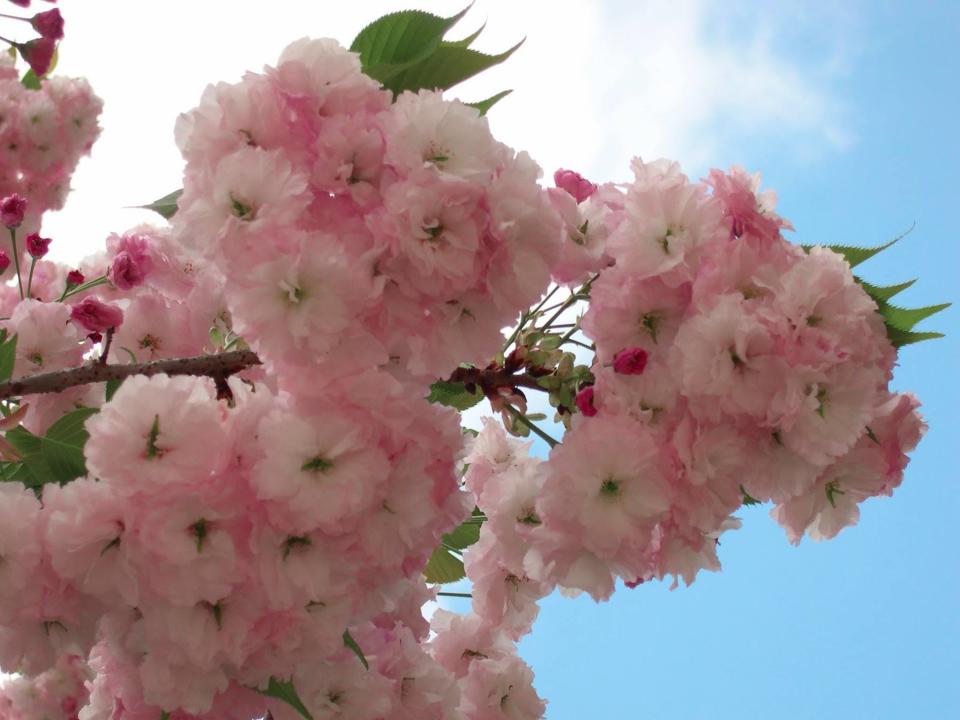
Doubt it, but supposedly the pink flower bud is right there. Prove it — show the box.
[66,269,84,285]
[575,386,598,417]
[70,297,124,333]
[25,232,51,258]
[9,1,31,7]
[554,168,597,204]
[108,250,149,289]
[0,251,10,273]
[16,37,56,77]
[612,347,648,376]
[31,8,64,40]
[1,194,27,229]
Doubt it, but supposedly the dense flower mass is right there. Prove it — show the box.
[0,13,933,720]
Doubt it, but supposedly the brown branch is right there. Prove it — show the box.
[447,366,546,394]
[0,350,262,401]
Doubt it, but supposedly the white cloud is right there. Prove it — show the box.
[39,0,855,262]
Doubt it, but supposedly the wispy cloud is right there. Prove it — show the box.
[41,0,859,260]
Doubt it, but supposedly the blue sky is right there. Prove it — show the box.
[44,1,959,717]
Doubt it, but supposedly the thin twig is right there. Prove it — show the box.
[505,404,559,447]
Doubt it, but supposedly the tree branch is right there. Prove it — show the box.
[0,350,262,401]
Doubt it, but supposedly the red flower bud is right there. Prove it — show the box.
[0,194,27,228]
[0,251,10,273]
[16,37,56,77]
[70,297,123,333]
[554,168,598,204]
[66,269,84,285]
[25,231,51,258]
[575,386,598,417]
[31,8,63,40]
[612,347,648,376]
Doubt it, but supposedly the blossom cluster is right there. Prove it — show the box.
[0,51,100,233]
[0,20,929,720]
[459,161,925,618]
[0,36,560,720]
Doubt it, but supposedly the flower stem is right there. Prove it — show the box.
[59,275,109,301]
[8,229,23,299]
[437,591,472,598]
[25,257,36,299]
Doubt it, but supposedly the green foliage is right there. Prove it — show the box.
[21,68,41,90]
[466,89,513,115]
[0,333,17,382]
[740,485,761,506]
[3,407,98,490]
[351,5,472,83]
[342,629,369,670]
[423,546,466,584]
[138,189,183,220]
[105,378,124,402]
[442,510,484,550]
[255,677,313,720]
[351,4,521,102]
[807,232,949,348]
[427,380,483,411]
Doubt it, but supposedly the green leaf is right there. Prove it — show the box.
[427,381,483,411]
[466,89,512,115]
[0,334,17,382]
[885,326,945,348]
[879,302,951,332]
[21,69,40,90]
[442,517,482,550]
[160,713,170,720]
[858,278,917,303]
[804,224,914,268]
[740,485,761,506]
[423,546,466,584]
[105,378,124,402]
[446,22,486,48]
[383,40,524,95]
[342,629,369,670]
[137,189,183,220]
[5,426,53,488]
[41,407,98,483]
[351,4,472,83]
[255,677,313,720]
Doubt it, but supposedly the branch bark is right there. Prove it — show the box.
[0,350,262,401]
[0,350,550,403]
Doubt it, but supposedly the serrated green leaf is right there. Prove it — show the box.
[879,302,951,332]
[858,278,917,303]
[442,517,482,549]
[804,224,914,268]
[342,629,369,670]
[466,89,512,115]
[885,326,945,348]
[383,39,524,95]
[0,334,17,382]
[351,4,472,83]
[445,22,486,48]
[41,407,98,483]
[427,381,483,411]
[255,677,313,720]
[423,546,466,584]
[137,189,182,220]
